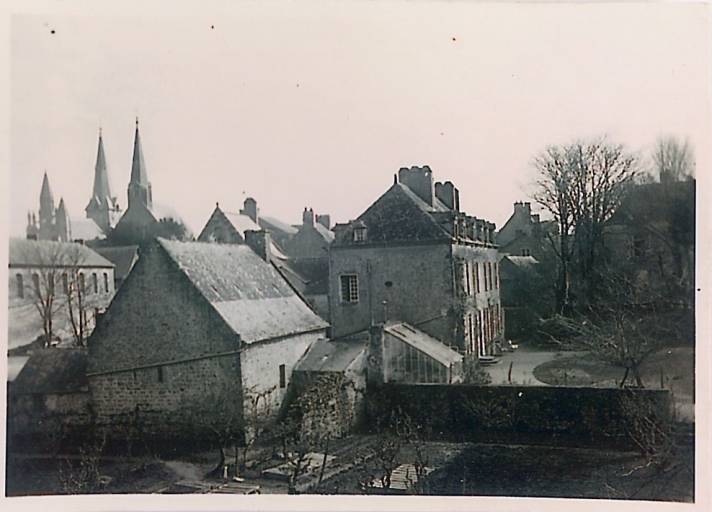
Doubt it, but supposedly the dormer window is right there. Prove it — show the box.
[352,221,367,242]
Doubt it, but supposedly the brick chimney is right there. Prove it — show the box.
[316,214,331,229]
[244,230,271,263]
[435,181,460,211]
[302,207,314,226]
[398,165,435,206]
[240,197,258,223]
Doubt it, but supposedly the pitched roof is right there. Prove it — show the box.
[259,215,298,237]
[158,239,328,343]
[334,183,451,245]
[12,349,88,394]
[9,238,114,268]
[94,245,139,281]
[295,339,366,372]
[313,222,335,242]
[199,206,287,258]
[70,217,106,241]
[501,255,539,269]
[385,322,463,367]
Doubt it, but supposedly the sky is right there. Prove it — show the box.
[8,1,712,237]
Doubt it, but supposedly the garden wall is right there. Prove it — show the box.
[366,384,672,449]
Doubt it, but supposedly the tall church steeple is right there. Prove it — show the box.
[56,197,71,242]
[86,128,119,234]
[38,171,55,239]
[127,117,152,210]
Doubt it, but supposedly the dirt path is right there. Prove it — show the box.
[163,460,207,481]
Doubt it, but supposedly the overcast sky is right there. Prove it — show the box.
[9,1,711,237]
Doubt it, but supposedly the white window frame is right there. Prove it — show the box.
[340,274,359,303]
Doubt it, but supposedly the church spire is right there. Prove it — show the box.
[39,171,55,233]
[127,117,152,210]
[92,129,112,204]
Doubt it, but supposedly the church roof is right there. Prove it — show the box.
[9,238,114,268]
[158,239,328,343]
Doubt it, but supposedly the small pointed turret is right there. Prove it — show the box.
[56,197,71,242]
[127,117,152,210]
[40,171,54,212]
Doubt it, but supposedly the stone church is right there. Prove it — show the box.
[26,119,184,248]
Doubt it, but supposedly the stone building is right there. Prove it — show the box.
[604,179,695,300]
[8,238,116,350]
[198,201,331,320]
[86,238,328,439]
[283,208,334,259]
[329,165,503,357]
[496,201,555,259]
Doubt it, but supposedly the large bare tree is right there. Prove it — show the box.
[533,138,638,311]
[653,136,695,183]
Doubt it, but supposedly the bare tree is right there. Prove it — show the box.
[653,136,695,183]
[63,245,92,347]
[533,138,637,311]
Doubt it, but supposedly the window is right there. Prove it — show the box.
[92,273,98,294]
[353,227,367,242]
[48,272,55,296]
[32,274,40,296]
[279,364,286,388]
[16,274,23,298]
[104,273,110,293]
[495,262,500,289]
[464,261,471,296]
[79,273,86,294]
[62,273,68,294]
[157,366,164,383]
[340,274,359,303]
[474,263,480,294]
[521,248,531,257]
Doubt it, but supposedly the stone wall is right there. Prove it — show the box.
[87,242,243,437]
[367,384,673,448]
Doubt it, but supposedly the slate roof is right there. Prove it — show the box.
[70,217,106,241]
[259,215,298,237]
[333,183,452,245]
[385,322,463,367]
[295,338,367,372]
[9,238,114,268]
[158,239,328,343]
[94,245,139,281]
[12,349,88,394]
[313,222,335,243]
[501,255,539,269]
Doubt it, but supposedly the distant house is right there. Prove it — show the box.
[86,238,328,439]
[329,166,503,358]
[198,201,330,320]
[604,179,695,298]
[8,238,116,350]
[496,201,556,259]
[283,208,334,259]
[8,348,92,441]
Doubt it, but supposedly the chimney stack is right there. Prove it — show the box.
[244,230,272,263]
[240,197,259,223]
[398,165,435,206]
[302,207,315,226]
[435,181,460,211]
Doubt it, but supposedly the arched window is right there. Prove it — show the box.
[104,272,109,293]
[32,274,40,296]
[16,274,23,298]
[92,273,98,294]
